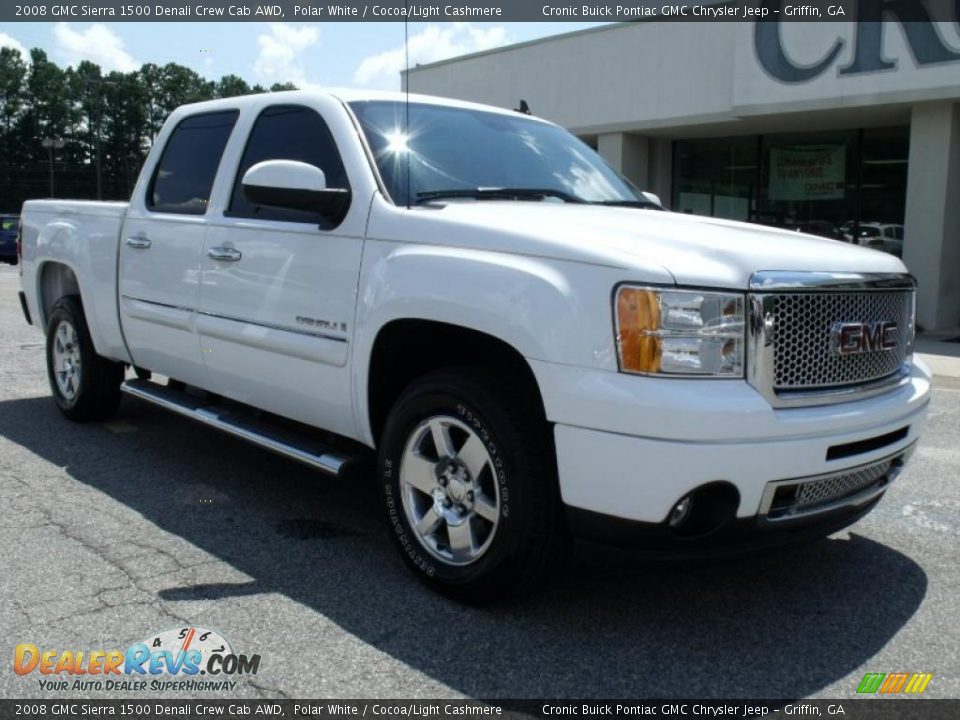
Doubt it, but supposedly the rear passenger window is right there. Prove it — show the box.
[228,105,349,225]
[147,110,238,215]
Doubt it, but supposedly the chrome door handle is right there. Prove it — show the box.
[207,246,242,262]
[125,236,151,249]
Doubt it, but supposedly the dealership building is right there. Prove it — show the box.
[406,21,960,331]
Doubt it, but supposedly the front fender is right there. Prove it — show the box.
[351,239,640,444]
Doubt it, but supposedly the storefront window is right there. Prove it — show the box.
[757,130,857,239]
[673,126,910,258]
[673,136,757,221]
[857,127,909,258]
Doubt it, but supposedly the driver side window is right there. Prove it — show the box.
[228,104,349,225]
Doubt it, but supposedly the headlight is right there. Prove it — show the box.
[615,286,746,377]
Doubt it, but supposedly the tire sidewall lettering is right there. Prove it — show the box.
[381,396,511,580]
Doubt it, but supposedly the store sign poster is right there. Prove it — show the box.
[768,145,846,201]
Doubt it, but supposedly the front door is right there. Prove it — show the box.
[197,101,364,438]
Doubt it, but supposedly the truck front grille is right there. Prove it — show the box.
[770,290,913,390]
[746,273,916,407]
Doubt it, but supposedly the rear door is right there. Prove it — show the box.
[197,99,365,437]
[118,110,238,386]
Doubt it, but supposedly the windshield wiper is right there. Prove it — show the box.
[415,187,586,204]
[592,199,663,210]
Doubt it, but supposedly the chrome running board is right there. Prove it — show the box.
[121,379,351,477]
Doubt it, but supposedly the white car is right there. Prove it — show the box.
[862,223,905,258]
[843,222,904,257]
[17,91,929,600]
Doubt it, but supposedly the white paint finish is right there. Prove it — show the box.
[18,201,131,362]
[17,89,933,534]
[196,218,362,437]
[368,195,905,288]
[407,22,960,328]
[242,159,329,191]
[903,102,960,330]
[349,226,638,443]
[195,314,348,366]
[120,296,192,331]
[530,358,931,444]
[117,211,208,386]
[195,92,374,438]
[555,400,927,522]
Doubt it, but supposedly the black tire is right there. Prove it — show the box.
[378,367,560,603]
[45,295,124,421]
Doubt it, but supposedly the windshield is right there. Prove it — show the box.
[348,101,643,207]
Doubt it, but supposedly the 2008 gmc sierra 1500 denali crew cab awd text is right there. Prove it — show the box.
[17,90,930,600]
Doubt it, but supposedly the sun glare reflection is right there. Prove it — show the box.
[385,130,410,154]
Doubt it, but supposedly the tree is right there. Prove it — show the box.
[0,50,295,210]
[101,71,148,197]
[216,74,251,98]
[0,48,27,209]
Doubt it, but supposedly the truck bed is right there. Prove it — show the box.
[20,199,131,363]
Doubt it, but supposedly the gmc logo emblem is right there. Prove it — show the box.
[831,321,899,356]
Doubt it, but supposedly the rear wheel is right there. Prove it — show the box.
[45,296,124,421]
[378,367,560,602]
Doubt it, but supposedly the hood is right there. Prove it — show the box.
[407,202,907,289]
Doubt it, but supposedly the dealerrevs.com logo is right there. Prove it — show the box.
[13,627,261,692]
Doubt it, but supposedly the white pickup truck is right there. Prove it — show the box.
[18,90,930,601]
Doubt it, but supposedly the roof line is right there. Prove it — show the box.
[403,22,637,75]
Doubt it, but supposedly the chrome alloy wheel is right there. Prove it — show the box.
[399,416,501,566]
[52,319,82,401]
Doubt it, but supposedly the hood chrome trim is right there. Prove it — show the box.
[749,271,916,292]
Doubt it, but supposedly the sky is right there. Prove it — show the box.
[0,22,606,90]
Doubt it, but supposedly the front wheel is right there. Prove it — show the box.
[45,296,124,421]
[378,368,560,602]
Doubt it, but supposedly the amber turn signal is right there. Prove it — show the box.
[616,287,662,373]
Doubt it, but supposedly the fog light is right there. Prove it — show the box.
[669,495,693,527]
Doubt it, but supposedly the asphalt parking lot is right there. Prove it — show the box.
[1,263,958,701]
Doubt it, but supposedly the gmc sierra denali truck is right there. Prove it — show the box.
[18,90,930,600]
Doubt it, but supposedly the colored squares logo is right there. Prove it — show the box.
[857,672,933,694]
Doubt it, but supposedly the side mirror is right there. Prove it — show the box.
[241,159,350,223]
[641,191,663,208]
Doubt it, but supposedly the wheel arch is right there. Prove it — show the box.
[37,260,82,331]
[364,319,547,448]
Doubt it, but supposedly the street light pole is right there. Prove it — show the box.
[41,137,66,198]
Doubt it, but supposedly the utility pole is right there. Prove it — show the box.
[82,75,117,200]
[41,138,66,198]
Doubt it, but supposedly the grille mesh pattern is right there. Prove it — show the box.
[795,461,891,508]
[770,291,911,389]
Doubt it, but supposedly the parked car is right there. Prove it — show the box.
[18,91,929,600]
[792,220,838,239]
[0,214,19,264]
[860,223,905,258]
[842,222,904,257]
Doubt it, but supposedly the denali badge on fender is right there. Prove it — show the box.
[831,321,898,356]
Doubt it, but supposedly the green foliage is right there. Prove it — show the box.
[0,48,296,210]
